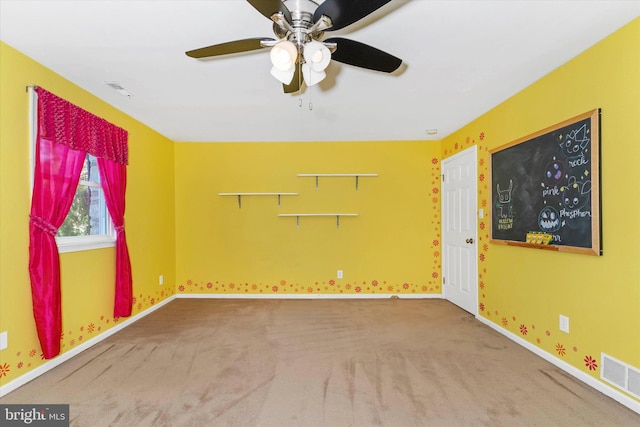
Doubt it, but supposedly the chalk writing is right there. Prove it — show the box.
[498,217,514,230]
[568,154,589,168]
[542,186,560,197]
[559,208,591,219]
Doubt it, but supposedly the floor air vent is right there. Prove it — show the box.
[601,353,640,399]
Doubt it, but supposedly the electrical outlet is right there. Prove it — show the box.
[159,275,164,285]
[337,270,343,279]
[0,331,7,350]
[559,315,569,333]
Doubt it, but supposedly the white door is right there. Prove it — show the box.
[441,146,478,314]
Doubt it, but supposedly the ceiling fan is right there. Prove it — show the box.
[185,0,402,93]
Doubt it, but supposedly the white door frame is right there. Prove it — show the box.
[441,145,478,315]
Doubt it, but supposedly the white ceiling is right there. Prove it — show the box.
[1,1,638,142]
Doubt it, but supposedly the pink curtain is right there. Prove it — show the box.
[29,137,86,359]
[98,158,132,317]
[29,87,129,359]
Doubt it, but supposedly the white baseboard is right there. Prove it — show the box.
[476,315,640,415]
[176,293,443,300]
[0,295,176,397]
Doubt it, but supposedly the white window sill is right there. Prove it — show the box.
[57,236,116,253]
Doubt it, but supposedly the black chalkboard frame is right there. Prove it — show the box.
[489,109,601,256]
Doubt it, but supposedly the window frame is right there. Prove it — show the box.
[29,89,116,253]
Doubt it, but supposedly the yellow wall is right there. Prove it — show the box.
[442,18,640,400]
[0,42,176,386]
[174,141,442,296]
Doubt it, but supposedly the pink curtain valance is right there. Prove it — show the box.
[35,87,128,165]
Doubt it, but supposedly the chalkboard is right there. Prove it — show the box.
[490,109,601,255]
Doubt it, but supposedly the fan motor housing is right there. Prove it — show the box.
[277,0,324,44]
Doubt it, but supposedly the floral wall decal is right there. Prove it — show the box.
[584,355,598,371]
[0,286,175,384]
[176,278,432,296]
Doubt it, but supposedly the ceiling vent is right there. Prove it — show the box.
[105,81,133,97]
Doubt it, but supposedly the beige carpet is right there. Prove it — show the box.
[2,299,639,426]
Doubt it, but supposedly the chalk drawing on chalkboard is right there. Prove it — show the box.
[560,176,591,211]
[559,123,590,167]
[495,179,514,230]
[490,108,601,255]
[544,158,565,186]
[538,206,561,232]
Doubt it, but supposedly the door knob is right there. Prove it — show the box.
[466,238,474,244]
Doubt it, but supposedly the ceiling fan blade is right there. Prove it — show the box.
[314,0,391,31]
[185,38,275,58]
[283,62,302,93]
[247,0,292,23]
[326,37,402,73]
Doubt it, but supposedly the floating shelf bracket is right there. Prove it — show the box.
[278,213,358,229]
[297,174,378,190]
[218,192,298,208]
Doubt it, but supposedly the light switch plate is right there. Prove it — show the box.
[559,315,569,333]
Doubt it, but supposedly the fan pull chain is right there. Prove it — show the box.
[298,61,304,108]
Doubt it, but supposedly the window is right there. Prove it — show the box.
[56,154,115,252]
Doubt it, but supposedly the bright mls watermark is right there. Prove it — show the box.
[0,405,69,426]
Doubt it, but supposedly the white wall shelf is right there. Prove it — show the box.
[278,213,358,229]
[218,192,298,208]
[297,173,378,190]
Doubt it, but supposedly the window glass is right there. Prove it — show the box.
[55,155,115,252]
[57,155,110,237]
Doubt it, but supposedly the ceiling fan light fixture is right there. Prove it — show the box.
[270,66,296,84]
[270,40,298,71]
[303,41,331,72]
[301,63,326,86]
